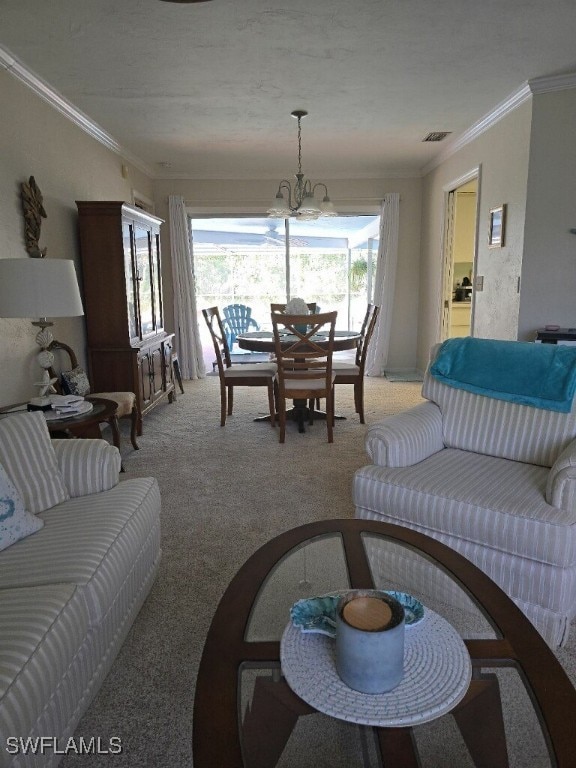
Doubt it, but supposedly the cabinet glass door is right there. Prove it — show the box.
[134,224,155,336]
[123,222,139,340]
[152,231,164,331]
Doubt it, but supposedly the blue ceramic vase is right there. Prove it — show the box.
[335,590,405,694]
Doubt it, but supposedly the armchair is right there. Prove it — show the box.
[353,338,576,648]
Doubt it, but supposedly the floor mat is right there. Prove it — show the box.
[385,371,424,382]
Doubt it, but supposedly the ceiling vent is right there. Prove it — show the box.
[422,131,452,142]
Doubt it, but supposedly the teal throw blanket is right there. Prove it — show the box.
[430,337,576,412]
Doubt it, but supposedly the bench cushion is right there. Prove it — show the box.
[0,584,90,743]
[0,477,160,625]
[353,448,576,568]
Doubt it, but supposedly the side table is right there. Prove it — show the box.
[535,327,576,344]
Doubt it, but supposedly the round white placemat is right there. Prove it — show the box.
[280,608,471,727]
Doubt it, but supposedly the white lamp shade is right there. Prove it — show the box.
[0,258,84,319]
[320,197,338,216]
[298,193,322,216]
[267,193,291,218]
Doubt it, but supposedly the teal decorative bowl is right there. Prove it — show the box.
[290,590,424,637]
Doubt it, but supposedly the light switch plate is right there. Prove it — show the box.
[474,275,484,291]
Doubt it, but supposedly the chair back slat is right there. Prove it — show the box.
[47,340,81,394]
[202,307,232,374]
[356,304,380,370]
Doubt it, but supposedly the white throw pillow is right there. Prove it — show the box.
[0,462,44,551]
[0,411,69,513]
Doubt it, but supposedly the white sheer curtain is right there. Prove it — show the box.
[168,195,206,379]
[365,193,400,377]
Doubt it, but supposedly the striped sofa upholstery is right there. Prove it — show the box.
[0,434,161,768]
[353,352,576,648]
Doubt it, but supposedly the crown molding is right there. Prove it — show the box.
[422,70,576,176]
[422,83,532,175]
[528,71,576,94]
[0,44,155,178]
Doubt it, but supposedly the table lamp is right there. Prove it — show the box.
[0,258,84,407]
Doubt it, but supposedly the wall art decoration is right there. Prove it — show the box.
[21,176,47,257]
[488,204,506,248]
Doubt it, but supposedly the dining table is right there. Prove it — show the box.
[236,329,362,431]
[236,329,362,355]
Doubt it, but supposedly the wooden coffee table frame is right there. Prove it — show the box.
[193,519,576,768]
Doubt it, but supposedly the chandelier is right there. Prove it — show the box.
[267,110,337,220]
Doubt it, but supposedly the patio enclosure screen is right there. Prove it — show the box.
[192,215,379,361]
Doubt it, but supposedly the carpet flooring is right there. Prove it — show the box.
[60,376,576,767]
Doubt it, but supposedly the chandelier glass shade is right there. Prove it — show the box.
[267,110,337,221]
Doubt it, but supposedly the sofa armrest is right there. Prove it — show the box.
[52,439,121,498]
[546,438,576,510]
[365,401,444,467]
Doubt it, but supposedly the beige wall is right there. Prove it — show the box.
[0,71,152,405]
[419,100,532,371]
[154,177,422,372]
[519,89,576,338]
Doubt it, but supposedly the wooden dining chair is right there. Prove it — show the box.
[271,310,338,443]
[332,303,380,423]
[202,307,277,427]
[270,302,317,314]
[47,340,140,450]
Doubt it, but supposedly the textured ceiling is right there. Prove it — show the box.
[2,0,576,180]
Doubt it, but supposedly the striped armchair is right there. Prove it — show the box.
[353,344,576,648]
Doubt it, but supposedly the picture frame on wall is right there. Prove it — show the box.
[488,204,506,248]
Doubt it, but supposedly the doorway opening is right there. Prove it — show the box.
[441,177,478,340]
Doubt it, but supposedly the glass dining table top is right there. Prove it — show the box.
[236,330,361,352]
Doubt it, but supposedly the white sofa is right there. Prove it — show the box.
[0,412,161,767]
[353,342,576,648]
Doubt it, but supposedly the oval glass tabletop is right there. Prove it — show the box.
[194,520,576,768]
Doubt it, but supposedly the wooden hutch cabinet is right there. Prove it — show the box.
[76,201,175,431]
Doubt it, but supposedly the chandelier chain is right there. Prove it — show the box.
[297,116,303,176]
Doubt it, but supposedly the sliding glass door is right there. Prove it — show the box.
[192,215,379,362]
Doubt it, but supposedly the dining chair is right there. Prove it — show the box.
[202,307,277,427]
[222,303,260,350]
[47,339,140,450]
[271,310,338,443]
[270,302,318,314]
[332,303,379,423]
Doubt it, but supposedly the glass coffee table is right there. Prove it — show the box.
[193,519,576,767]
